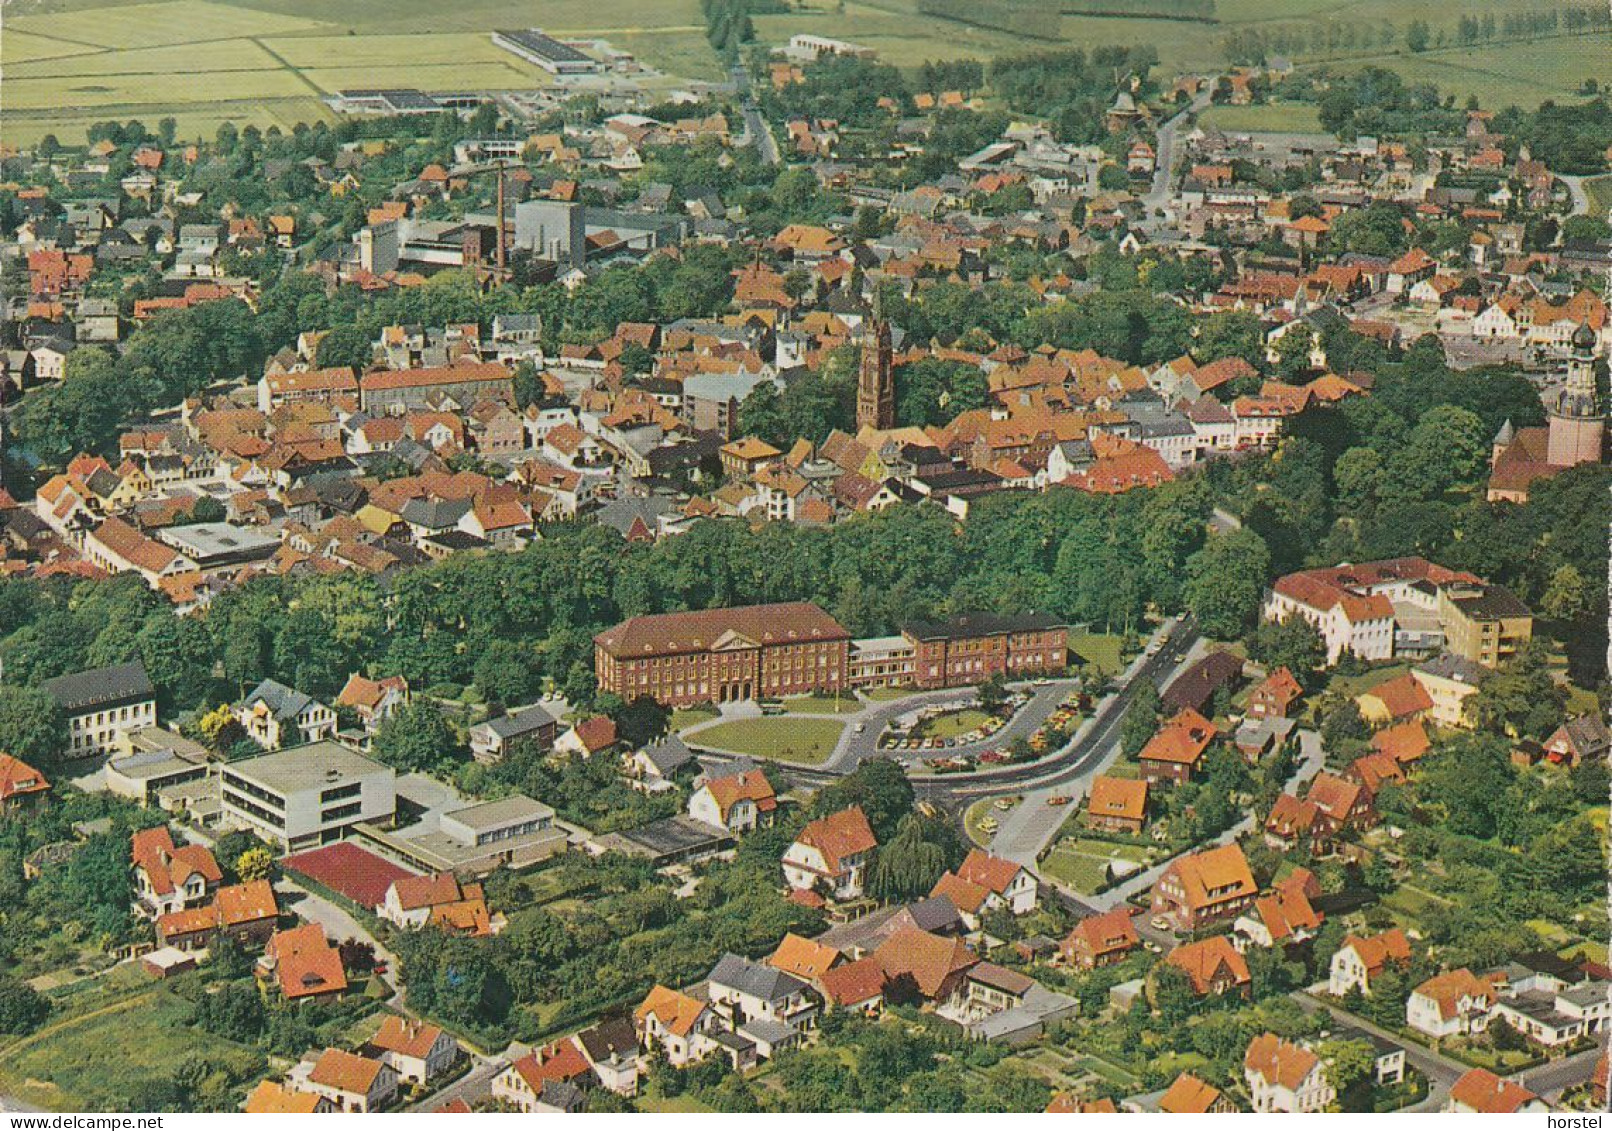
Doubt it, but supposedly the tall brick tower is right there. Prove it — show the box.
[857,312,894,432]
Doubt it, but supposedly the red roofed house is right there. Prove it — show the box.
[1085,774,1148,833]
[1356,673,1432,726]
[493,1039,592,1112]
[1138,707,1216,784]
[1407,969,1493,1038]
[1234,871,1323,949]
[555,714,618,757]
[634,984,719,1067]
[0,753,49,811]
[1246,667,1304,719]
[1151,842,1258,929]
[335,673,409,735]
[1329,928,1412,997]
[299,1048,397,1113]
[379,871,490,932]
[1059,908,1140,969]
[1164,935,1252,998]
[259,922,348,1002]
[1446,1068,1546,1114]
[158,878,280,951]
[367,1016,459,1086]
[782,806,878,900]
[1244,1032,1334,1112]
[689,768,777,833]
[928,848,1039,929]
[1158,1072,1238,1113]
[131,826,221,918]
[819,955,888,1014]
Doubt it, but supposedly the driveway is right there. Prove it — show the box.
[407,1050,511,1112]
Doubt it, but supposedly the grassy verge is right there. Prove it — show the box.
[965,796,1016,846]
[778,694,862,715]
[1069,632,1126,676]
[689,716,846,765]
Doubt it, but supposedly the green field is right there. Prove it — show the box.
[0,977,265,1111]
[691,716,846,764]
[914,707,992,740]
[4,0,1605,144]
[1199,102,1324,132]
[0,0,712,144]
[1041,836,1149,895]
[1068,631,1126,676]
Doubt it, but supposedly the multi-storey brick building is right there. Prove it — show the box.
[900,612,1067,690]
[594,602,851,707]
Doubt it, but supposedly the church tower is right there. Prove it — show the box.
[1546,321,1605,467]
[856,308,895,432]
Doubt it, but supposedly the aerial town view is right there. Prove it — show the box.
[0,0,1608,1117]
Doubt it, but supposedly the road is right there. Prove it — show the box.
[730,63,780,167]
[1141,88,1214,221]
[1559,174,1591,218]
[408,1051,509,1112]
[1295,993,1467,1111]
[1518,1045,1604,1101]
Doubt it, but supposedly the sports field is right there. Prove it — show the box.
[0,0,715,145]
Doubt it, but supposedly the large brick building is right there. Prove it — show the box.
[900,612,1067,690]
[594,602,851,707]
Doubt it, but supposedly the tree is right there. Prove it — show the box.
[611,695,671,748]
[867,813,950,902]
[1122,680,1162,757]
[1151,961,1197,1024]
[373,701,463,772]
[1320,1037,1376,1098]
[235,847,274,882]
[0,686,66,765]
[1245,617,1325,688]
[1539,564,1592,622]
[313,324,373,372]
[0,971,49,1036]
[472,640,542,707]
[810,760,913,840]
[1184,528,1271,639]
[1406,20,1430,51]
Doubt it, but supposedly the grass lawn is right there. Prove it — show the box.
[1326,663,1411,700]
[670,706,720,730]
[691,716,845,764]
[1041,837,1149,894]
[638,1095,716,1112]
[0,979,266,1111]
[1586,176,1612,221]
[1199,102,1324,132]
[1380,882,1452,930]
[779,694,862,715]
[863,686,921,701]
[1069,632,1126,676]
[914,708,992,740]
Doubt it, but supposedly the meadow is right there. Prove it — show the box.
[2,0,1607,144]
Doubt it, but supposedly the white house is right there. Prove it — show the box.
[1244,1033,1335,1113]
[1407,969,1492,1039]
[634,985,721,1067]
[781,806,878,901]
[1328,929,1412,997]
[296,1049,398,1113]
[688,768,776,833]
[236,679,337,750]
[367,1016,458,1086]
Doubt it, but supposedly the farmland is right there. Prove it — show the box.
[3,0,1607,144]
[0,0,711,145]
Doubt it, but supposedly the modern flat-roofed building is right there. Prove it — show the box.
[900,612,1067,689]
[594,601,851,706]
[220,742,395,851]
[156,522,281,573]
[848,636,917,689]
[360,795,568,875]
[42,661,157,757]
[492,28,602,74]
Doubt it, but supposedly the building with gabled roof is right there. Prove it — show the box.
[0,754,49,811]
[367,1015,458,1086]
[1408,968,1493,1038]
[1138,707,1217,783]
[634,984,718,1066]
[131,826,221,919]
[1330,928,1412,997]
[1446,1068,1546,1113]
[782,806,878,900]
[1244,1032,1333,1112]
[768,933,844,983]
[1085,774,1148,833]
[259,922,348,1002]
[1164,935,1252,998]
[688,767,777,833]
[1155,1072,1237,1114]
[244,1080,332,1114]
[1151,842,1257,929]
[929,848,1038,926]
[298,1048,397,1113]
[1060,908,1140,969]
